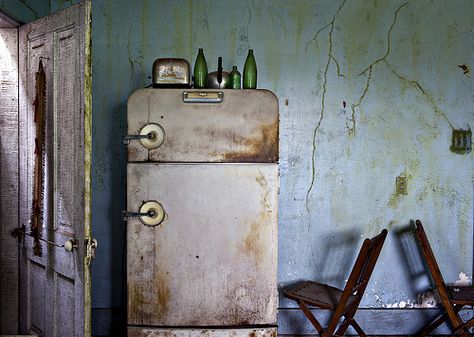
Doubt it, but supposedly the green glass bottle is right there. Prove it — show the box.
[229,65,241,89]
[243,49,257,89]
[193,48,208,88]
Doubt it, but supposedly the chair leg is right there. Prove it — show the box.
[417,312,449,337]
[297,299,326,336]
[417,305,464,337]
[333,317,351,337]
[334,317,366,337]
[452,316,474,337]
[350,318,367,337]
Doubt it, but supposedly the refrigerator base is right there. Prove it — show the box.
[127,326,277,337]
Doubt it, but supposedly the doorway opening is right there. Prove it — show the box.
[0,9,20,335]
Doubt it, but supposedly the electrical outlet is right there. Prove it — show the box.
[396,176,407,195]
[451,128,472,154]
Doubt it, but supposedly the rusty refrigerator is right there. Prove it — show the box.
[125,89,279,337]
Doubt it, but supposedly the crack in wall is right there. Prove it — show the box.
[384,60,454,129]
[358,2,409,76]
[305,0,347,214]
[356,1,454,130]
[349,66,372,135]
[127,27,145,87]
[303,0,347,274]
[304,0,456,225]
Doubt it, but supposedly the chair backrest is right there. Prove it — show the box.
[334,229,388,318]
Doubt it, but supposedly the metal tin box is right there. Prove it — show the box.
[152,58,190,87]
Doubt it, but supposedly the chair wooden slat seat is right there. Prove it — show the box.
[415,219,474,337]
[284,280,359,310]
[283,229,388,337]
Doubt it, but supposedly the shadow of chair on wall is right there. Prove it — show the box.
[393,220,444,327]
[318,229,363,288]
[279,228,363,335]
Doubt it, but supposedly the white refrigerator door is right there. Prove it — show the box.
[127,163,278,327]
[126,89,279,163]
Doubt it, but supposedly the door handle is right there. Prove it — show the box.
[123,133,155,143]
[123,200,165,227]
[122,210,157,220]
[124,123,165,149]
[183,91,223,103]
[12,225,79,252]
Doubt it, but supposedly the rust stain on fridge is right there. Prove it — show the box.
[222,119,279,163]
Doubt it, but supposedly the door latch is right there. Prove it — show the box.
[123,123,165,149]
[12,224,79,252]
[123,133,155,143]
[85,237,97,262]
[123,200,165,227]
[122,209,157,220]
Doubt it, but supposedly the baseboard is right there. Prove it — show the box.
[278,307,473,335]
[93,307,473,336]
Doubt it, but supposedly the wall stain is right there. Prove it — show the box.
[457,64,469,75]
[140,0,149,85]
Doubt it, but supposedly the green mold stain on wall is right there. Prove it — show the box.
[173,2,186,57]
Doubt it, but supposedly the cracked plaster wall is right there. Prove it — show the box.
[5,0,474,317]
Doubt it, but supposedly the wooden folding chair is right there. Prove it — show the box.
[283,229,388,337]
[415,219,474,337]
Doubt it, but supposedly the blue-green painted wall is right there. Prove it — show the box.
[3,0,473,335]
[0,0,49,23]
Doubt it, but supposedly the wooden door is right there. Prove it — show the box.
[18,2,92,337]
[0,26,20,335]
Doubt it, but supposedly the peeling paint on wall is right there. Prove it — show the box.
[455,272,472,286]
[384,290,437,308]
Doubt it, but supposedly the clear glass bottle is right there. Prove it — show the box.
[193,48,208,88]
[243,49,257,89]
[229,65,241,89]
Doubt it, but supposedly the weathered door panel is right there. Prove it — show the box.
[0,27,19,335]
[127,89,279,163]
[18,2,92,337]
[128,327,278,337]
[127,163,278,327]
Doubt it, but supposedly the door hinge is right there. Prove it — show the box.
[85,238,97,265]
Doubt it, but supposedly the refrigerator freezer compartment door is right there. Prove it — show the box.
[128,327,278,337]
[127,89,279,163]
[127,163,278,326]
